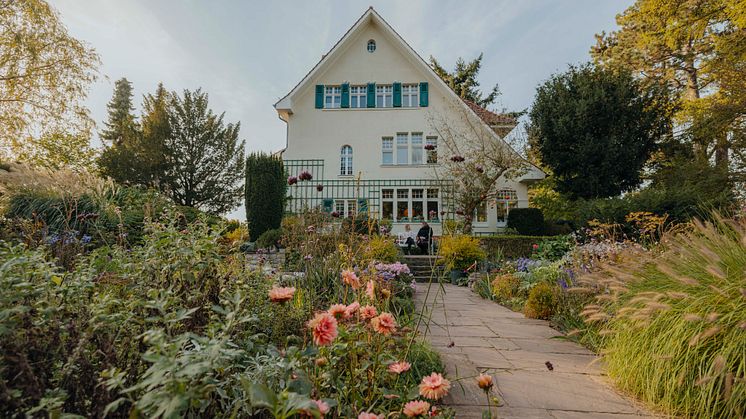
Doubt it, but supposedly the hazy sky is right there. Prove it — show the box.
[53,0,632,220]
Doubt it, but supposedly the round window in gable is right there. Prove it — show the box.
[367,39,376,53]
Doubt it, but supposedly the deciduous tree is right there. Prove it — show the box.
[0,0,99,166]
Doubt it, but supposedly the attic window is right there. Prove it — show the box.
[367,39,376,53]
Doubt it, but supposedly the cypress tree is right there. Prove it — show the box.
[245,153,286,241]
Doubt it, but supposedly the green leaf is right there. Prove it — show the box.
[248,383,277,409]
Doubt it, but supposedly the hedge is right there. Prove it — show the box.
[507,207,545,235]
[479,235,554,259]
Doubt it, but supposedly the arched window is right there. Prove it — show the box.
[367,39,376,53]
[340,145,353,175]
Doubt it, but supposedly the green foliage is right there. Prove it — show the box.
[524,282,558,319]
[507,207,545,236]
[491,273,521,303]
[341,214,379,236]
[429,53,501,108]
[529,63,670,199]
[585,216,746,418]
[0,217,310,417]
[256,228,282,250]
[480,235,554,259]
[166,89,245,214]
[361,235,400,263]
[245,153,286,240]
[533,235,574,261]
[437,234,486,271]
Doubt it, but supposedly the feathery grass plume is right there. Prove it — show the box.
[589,214,745,418]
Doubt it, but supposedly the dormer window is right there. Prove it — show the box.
[367,39,376,53]
[325,86,341,108]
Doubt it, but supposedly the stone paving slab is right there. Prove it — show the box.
[415,283,656,418]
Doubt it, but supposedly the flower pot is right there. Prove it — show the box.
[450,269,465,284]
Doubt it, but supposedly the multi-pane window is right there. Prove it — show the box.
[381,188,440,222]
[402,84,419,107]
[334,200,357,218]
[382,137,393,165]
[396,133,408,165]
[325,86,341,108]
[426,136,438,164]
[411,133,423,165]
[376,85,393,108]
[496,189,518,224]
[350,86,366,108]
[340,145,353,175]
[475,201,488,223]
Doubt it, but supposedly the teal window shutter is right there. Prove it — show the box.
[315,85,324,109]
[419,82,429,107]
[341,83,350,108]
[322,198,333,213]
[393,82,402,107]
[367,82,376,108]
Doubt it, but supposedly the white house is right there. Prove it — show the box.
[275,7,544,236]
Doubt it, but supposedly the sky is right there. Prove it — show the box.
[52,0,633,220]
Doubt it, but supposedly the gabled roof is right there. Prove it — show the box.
[462,99,517,127]
[274,7,544,181]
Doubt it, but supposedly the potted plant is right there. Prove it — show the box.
[437,234,486,285]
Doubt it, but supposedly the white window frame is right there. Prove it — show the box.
[495,189,518,225]
[396,133,408,165]
[402,84,419,107]
[350,85,366,108]
[340,145,353,176]
[382,188,440,222]
[376,85,393,108]
[382,137,393,165]
[411,133,423,165]
[325,86,341,109]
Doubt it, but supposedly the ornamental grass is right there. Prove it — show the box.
[580,215,745,418]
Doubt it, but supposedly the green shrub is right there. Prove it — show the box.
[587,216,745,418]
[534,235,574,261]
[507,208,545,236]
[341,214,379,235]
[524,282,558,319]
[362,235,400,263]
[245,153,286,241]
[491,273,521,302]
[480,235,554,259]
[438,234,486,271]
[256,228,282,250]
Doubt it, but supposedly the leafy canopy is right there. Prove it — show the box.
[529,64,670,199]
[0,0,99,163]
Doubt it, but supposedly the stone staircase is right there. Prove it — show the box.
[403,255,443,282]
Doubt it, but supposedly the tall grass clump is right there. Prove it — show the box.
[582,216,745,418]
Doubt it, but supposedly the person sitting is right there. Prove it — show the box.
[416,222,433,255]
[397,224,416,254]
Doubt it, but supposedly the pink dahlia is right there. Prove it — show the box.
[419,372,451,400]
[403,400,430,417]
[328,303,347,318]
[360,305,378,320]
[366,280,376,300]
[345,301,360,318]
[358,413,382,419]
[314,399,330,415]
[268,286,295,303]
[388,361,411,374]
[308,312,338,346]
[342,269,361,289]
[371,312,397,336]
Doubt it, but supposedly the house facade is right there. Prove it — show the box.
[275,7,544,236]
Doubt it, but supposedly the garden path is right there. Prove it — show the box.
[414,283,656,418]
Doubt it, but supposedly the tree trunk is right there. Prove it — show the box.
[714,132,729,169]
